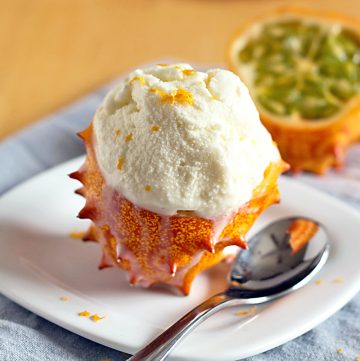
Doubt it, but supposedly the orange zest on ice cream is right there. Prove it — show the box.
[167,88,194,105]
[182,69,196,76]
[150,88,194,106]
[149,88,167,97]
[129,76,146,86]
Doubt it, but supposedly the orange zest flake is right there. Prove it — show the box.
[150,87,167,97]
[69,231,84,239]
[117,157,124,170]
[90,314,106,322]
[150,87,194,106]
[79,310,91,317]
[144,185,152,192]
[59,296,69,302]
[125,133,133,142]
[333,277,345,284]
[315,279,323,285]
[129,76,145,86]
[236,306,256,316]
[182,69,196,76]
[115,129,121,137]
[166,89,194,106]
[150,125,160,132]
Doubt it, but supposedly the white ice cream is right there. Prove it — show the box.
[92,64,280,218]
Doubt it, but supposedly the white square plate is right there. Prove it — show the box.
[1,156,360,361]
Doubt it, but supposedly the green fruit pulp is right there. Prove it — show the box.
[238,20,360,120]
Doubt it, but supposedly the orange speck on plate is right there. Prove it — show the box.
[315,279,323,285]
[79,310,91,317]
[59,296,69,302]
[150,125,160,132]
[144,185,152,192]
[115,129,121,137]
[333,277,345,284]
[69,231,84,239]
[90,314,106,322]
[236,306,256,316]
[117,157,124,170]
[125,133,133,142]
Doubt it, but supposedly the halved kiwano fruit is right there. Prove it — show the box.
[228,7,360,173]
[70,125,287,295]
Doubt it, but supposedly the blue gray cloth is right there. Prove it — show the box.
[1,80,360,361]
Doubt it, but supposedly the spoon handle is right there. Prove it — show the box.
[128,292,245,361]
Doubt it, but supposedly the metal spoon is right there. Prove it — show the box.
[129,217,329,361]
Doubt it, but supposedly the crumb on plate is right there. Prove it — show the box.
[90,314,106,322]
[78,310,91,317]
[236,306,257,316]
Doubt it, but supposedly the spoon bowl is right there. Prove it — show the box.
[227,217,329,299]
[129,217,329,361]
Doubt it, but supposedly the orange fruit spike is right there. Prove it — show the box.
[288,219,319,255]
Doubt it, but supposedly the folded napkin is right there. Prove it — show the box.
[1,77,360,361]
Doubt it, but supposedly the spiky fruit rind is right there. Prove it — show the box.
[71,123,287,295]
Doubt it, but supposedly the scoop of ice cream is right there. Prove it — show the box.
[92,63,280,218]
